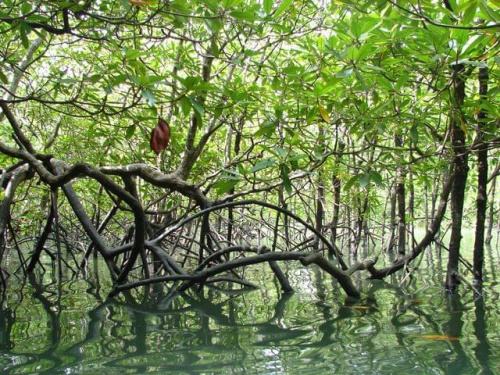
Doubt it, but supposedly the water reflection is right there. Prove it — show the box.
[0,248,499,374]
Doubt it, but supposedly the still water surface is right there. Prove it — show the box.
[1,242,499,374]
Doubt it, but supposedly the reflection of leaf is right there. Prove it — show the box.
[318,104,330,123]
[347,305,370,310]
[419,335,460,341]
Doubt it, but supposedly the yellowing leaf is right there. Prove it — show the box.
[419,335,460,341]
[318,104,330,123]
[127,0,157,6]
[489,0,500,8]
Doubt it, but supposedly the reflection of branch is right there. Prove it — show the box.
[112,250,362,298]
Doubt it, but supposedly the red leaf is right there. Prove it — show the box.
[150,118,170,155]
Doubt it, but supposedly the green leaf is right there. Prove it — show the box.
[273,147,287,159]
[180,97,191,116]
[250,158,276,173]
[358,173,371,188]
[189,97,204,117]
[202,0,219,13]
[125,125,136,139]
[230,11,257,22]
[223,0,243,8]
[336,68,353,78]
[410,125,419,144]
[21,2,31,14]
[121,0,132,9]
[237,163,247,176]
[19,23,30,49]
[343,175,359,191]
[370,171,383,186]
[263,0,273,14]
[462,0,478,24]
[254,120,277,137]
[213,180,240,195]
[124,48,144,60]
[211,39,219,57]
[461,34,483,55]
[356,44,374,62]
[0,70,8,84]
[281,165,292,194]
[274,0,293,18]
[141,90,155,107]
[349,15,362,38]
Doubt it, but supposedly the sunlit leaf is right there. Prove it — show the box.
[263,0,274,14]
[274,0,293,18]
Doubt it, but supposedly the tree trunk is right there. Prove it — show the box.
[396,171,406,257]
[314,172,325,250]
[330,141,345,257]
[314,124,326,250]
[473,66,489,284]
[227,118,242,244]
[386,182,397,252]
[446,63,468,292]
[485,176,496,245]
[395,132,406,256]
[408,171,415,251]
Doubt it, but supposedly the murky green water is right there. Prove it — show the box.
[1,241,499,374]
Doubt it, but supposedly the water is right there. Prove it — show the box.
[1,242,499,374]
